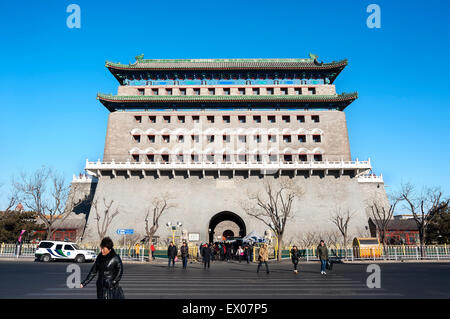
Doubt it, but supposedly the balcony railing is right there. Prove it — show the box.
[357,173,384,183]
[85,158,372,177]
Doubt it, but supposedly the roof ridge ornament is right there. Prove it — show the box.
[135,53,144,63]
[309,53,323,66]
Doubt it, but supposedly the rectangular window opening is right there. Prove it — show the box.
[297,135,306,143]
[314,154,323,162]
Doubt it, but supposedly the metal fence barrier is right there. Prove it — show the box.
[0,243,37,258]
[1,242,449,262]
[300,245,450,261]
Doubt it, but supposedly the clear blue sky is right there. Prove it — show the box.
[0,0,449,208]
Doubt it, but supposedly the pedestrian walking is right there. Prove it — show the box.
[244,245,250,264]
[316,240,329,275]
[150,243,155,260]
[80,237,124,299]
[225,243,231,262]
[167,242,177,268]
[134,243,140,260]
[220,244,225,261]
[291,245,300,274]
[180,242,189,269]
[256,243,270,274]
[213,243,219,261]
[210,244,215,262]
[201,243,212,269]
[237,246,244,263]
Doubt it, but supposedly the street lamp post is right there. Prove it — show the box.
[166,221,183,245]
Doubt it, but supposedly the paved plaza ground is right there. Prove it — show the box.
[0,259,449,299]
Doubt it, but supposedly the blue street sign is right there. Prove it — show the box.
[116,229,134,235]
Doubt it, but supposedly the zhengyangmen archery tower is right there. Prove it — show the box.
[75,54,388,244]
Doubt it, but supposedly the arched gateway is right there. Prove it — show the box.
[208,211,246,243]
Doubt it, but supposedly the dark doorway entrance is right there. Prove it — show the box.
[222,230,235,238]
[208,211,246,243]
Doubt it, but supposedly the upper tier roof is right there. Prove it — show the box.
[105,54,348,84]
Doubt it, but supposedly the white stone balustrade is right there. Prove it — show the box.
[85,158,372,177]
[72,174,98,183]
[357,174,384,183]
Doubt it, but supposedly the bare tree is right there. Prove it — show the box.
[13,167,84,240]
[399,183,449,256]
[367,196,398,247]
[323,230,340,249]
[300,231,320,248]
[242,178,302,261]
[93,198,119,241]
[356,227,371,238]
[2,195,17,213]
[144,193,175,262]
[330,207,355,257]
[284,235,297,247]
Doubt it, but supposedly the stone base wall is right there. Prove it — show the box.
[81,172,388,246]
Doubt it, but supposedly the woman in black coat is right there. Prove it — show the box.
[291,245,300,274]
[201,243,212,269]
[80,237,124,299]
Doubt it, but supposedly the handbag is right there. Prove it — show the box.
[326,259,333,271]
[174,256,178,262]
[107,285,125,299]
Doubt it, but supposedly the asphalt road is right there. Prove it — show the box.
[0,259,449,299]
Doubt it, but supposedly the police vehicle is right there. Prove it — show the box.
[34,241,97,263]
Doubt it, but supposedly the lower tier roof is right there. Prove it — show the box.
[97,92,358,112]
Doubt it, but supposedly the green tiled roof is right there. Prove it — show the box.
[105,54,347,70]
[97,92,357,112]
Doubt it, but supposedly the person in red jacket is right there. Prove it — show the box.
[150,243,155,260]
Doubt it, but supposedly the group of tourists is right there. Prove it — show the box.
[198,242,255,262]
[167,240,331,275]
[167,241,254,270]
[289,240,329,275]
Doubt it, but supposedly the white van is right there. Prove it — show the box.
[35,241,97,263]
